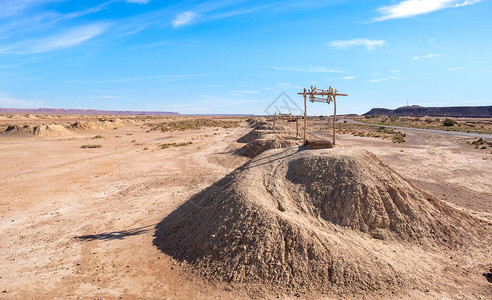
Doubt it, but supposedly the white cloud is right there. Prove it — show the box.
[390,70,401,73]
[231,90,260,95]
[446,67,464,71]
[0,94,44,108]
[370,76,399,83]
[272,66,343,73]
[341,76,356,80]
[172,11,199,28]
[277,82,303,89]
[327,39,386,50]
[412,53,441,60]
[375,0,482,21]
[2,24,108,53]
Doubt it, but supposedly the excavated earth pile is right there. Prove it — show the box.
[236,120,302,157]
[1,124,73,137]
[154,147,488,295]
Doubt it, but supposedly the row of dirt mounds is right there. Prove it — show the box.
[154,146,490,296]
[1,124,73,137]
[235,118,302,157]
[69,118,124,130]
[1,118,125,137]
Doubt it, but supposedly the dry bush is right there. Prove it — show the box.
[151,119,239,132]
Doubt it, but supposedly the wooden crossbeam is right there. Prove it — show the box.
[297,86,348,145]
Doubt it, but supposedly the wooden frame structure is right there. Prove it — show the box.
[298,86,348,145]
[272,112,300,138]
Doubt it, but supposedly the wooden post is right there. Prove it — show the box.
[333,95,336,145]
[273,112,276,133]
[303,89,307,144]
[296,118,299,138]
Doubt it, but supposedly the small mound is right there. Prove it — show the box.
[236,135,300,157]
[33,124,73,137]
[154,147,483,294]
[69,118,123,130]
[1,124,34,137]
[70,121,103,130]
[236,129,270,143]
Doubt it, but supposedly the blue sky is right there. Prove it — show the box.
[0,0,491,115]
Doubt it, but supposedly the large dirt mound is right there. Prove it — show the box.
[154,147,483,294]
[1,125,35,137]
[33,124,73,137]
[236,119,302,157]
[68,118,123,130]
[236,134,300,157]
[1,124,73,137]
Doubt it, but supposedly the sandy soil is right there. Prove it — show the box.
[0,116,491,299]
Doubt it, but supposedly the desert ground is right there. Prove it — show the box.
[0,114,491,299]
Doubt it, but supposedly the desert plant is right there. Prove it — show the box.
[443,118,456,126]
[93,135,103,139]
[389,116,400,122]
[392,133,405,143]
[161,141,193,149]
[425,118,433,123]
[81,144,102,148]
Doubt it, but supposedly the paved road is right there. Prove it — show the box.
[342,119,492,139]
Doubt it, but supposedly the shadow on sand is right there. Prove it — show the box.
[74,224,155,241]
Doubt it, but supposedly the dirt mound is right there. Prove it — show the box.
[68,118,124,131]
[236,129,270,143]
[1,124,73,137]
[154,147,483,294]
[1,124,35,137]
[236,134,300,157]
[69,121,103,130]
[33,124,73,137]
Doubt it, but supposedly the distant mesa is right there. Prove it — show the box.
[364,105,492,118]
[0,107,180,116]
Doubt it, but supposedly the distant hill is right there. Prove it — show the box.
[0,108,180,116]
[364,105,492,118]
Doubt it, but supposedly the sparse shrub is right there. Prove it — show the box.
[425,118,433,124]
[93,135,103,139]
[443,118,456,126]
[81,144,102,149]
[151,119,239,132]
[161,141,193,149]
[389,116,400,122]
[143,147,149,150]
[414,117,421,121]
[126,133,133,135]
[392,133,405,143]
[470,138,487,149]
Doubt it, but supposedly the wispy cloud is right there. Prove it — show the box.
[0,93,44,108]
[231,90,260,95]
[412,53,441,60]
[89,95,126,99]
[64,74,207,83]
[370,76,399,83]
[327,39,386,50]
[272,66,344,73]
[1,23,108,54]
[446,66,465,71]
[172,11,199,28]
[390,70,401,73]
[126,40,168,50]
[277,82,303,89]
[341,76,356,80]
[375,0,482,22]
[126,0,150,4]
